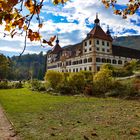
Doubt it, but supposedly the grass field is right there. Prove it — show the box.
[0,88,140,140]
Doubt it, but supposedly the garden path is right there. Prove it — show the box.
[0,106,20,140]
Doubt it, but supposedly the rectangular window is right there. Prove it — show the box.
[89,40,92,45]
[96,48,99,51]
[73,69,75,72]
[84,67,87,71]
[107,49,110,52]
[96,40,99,45]
[102,48,105,52]
[76,68,78,72]
[85,42,87,46]
[89,67,92,71]
[97,66,100,71]
[107,42,109,46]
[85,49,87,52]
[89,48,92,51]
[102,41,105,46]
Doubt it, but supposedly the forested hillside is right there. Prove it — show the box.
[113,35,140,50]
[9,52,46,80]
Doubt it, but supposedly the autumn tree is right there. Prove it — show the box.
[102,0,140,18]
[0,0,68,55]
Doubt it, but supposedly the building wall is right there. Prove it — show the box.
[47,37,137,73]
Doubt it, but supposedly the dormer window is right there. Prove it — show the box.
[96,40,99,45]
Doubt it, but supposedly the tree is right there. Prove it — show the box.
[0,54,10,80]
[93,67,113,94]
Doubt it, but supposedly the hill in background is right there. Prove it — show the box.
[113,35,140,50]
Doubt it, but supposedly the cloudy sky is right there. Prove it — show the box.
[0,0,140,57]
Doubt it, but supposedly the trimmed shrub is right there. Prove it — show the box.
[45,70,64,90]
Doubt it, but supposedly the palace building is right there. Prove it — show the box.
[46,14,140,73]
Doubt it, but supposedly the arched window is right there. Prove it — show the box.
[112,59,117,64]
[96,58,101,62]
[118,60,122,64]
[88,58,92,62]
[66,61,69,66]
[79,60,82,64]
[84,59,87,63]
[124,61,128,64]
[102,58,106,63]
[107,59,111,63]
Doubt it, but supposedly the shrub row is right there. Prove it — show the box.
[45,70,93,95]
[0,81,23,89]
[44,68,140,99]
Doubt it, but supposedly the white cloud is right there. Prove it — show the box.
[0,0,140,56]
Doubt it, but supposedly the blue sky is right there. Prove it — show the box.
[0,0,140,57]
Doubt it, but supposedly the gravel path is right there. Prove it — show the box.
[0,106,20,140]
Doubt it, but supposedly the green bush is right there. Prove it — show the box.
[58,72,85,95]
[45,70,64,90]
[84,85,93,96]
[113,68,133,77]
[13,81,23,89]
[30,79,41,91]
[80,71,93,85]
[93,68,112,96]
[58,83,73,95]
[0,81,9,89]
[105,80,126,97]
[105,79,140,98]
[68,72,85,94]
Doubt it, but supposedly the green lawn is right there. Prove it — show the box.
[0,88,140,140]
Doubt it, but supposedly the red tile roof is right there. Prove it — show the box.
[89,25,113,41]
[51,44,63,54]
